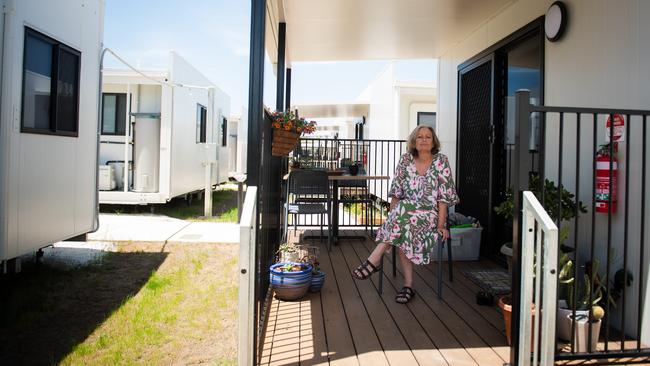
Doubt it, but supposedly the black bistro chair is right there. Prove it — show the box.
[383,216,453,297]
[283,170,333,252]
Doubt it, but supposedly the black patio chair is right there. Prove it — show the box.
[283,170,333,252]
[383,215,453,298]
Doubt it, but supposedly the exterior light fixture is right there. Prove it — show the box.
[545,1,568,42]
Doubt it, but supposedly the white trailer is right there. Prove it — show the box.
[0,0,104,265]
[98,51,230,205]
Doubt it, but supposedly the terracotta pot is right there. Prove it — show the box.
[498,296,513,345]
[498,296,536,347]
[272,130,300,156]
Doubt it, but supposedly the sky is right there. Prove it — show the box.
[104,0,437,115]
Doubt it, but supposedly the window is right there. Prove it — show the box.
[101,93,127,135]
[355,117,365,140]
[21,27,81,136]
[221,117,227,146]
[417,112,436,130]
[196,104,207,143]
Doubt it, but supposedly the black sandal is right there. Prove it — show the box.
[395,286,415,304]
[352,259,382,280]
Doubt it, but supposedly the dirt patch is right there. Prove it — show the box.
[0,242,238,365]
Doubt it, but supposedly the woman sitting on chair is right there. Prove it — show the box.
[352,125,459,304]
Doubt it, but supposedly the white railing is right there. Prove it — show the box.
[238,186,257,366]
[519,191,559,366]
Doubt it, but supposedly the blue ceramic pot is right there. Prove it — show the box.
[269,262,313,300]
[309,270,326,292]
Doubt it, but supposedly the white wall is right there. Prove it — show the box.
[408,103,436,134]
[235,108,248,175]
[365,63,397,140]
[438,0,650,343]
[395,84,436,139]
[169,52,220,197]
[0,0,104,260]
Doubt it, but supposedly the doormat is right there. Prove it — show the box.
[462,269,511,295]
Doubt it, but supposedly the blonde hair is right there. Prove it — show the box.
[407,125,440,157]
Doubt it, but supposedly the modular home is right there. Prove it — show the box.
[0,0,104,266]
[99,51,230,205]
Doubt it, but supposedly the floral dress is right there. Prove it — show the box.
[375,153,460,265]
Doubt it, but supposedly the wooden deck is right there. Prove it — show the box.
[260,230,511,366]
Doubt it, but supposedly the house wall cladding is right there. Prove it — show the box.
[0,0,104,260]
[438,0,650,344]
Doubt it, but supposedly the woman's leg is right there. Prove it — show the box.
[352,242,390,279]
[397,249,413,288]
[367,242,390,266]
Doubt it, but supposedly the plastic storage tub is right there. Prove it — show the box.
[431,227,482,261]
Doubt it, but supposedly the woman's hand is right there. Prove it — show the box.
[438,227,450,242]
[389,197,399,211]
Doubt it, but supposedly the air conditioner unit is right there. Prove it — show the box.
[99,165,116,191]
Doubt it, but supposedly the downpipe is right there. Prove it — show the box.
[89,47,109,233]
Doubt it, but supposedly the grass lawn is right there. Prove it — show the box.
[101,186,240,223]
[0,243,238,365]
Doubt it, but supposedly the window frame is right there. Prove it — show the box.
[196,103,207,143]
[21,27,81,137]
[101,93,128,136]
[221,117,228,147]
[417,111,437,130]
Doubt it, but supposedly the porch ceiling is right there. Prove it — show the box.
[294,103,369,118]
[281,0,515,62]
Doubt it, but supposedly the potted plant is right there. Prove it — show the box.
[494,176,588,274]
[277,242,302,262]
[495,175,587,345]
[269,262,313,301]
[563,260,633,348]
[270,110,317,156]
[309,258,326,293]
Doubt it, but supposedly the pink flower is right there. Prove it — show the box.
[409,179,418,189]
[443,168,450,177]
[410,216,417,225]
[436,161,444,171]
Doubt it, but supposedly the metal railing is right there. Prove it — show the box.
[290,138,407,228]
[519,191,559,366]
[237,186,257,366]
[512,90,650,363]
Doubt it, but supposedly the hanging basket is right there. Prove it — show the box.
[272,130,301,156]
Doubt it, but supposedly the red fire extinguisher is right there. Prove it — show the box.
[595,143,618,213]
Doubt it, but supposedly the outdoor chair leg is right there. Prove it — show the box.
[437,237,443,299]
[447,237,453,282]
[392,248,397,277]
[294,214,298,237]
[320,213,324,247]
[378,254,384,295]
[327,211,332,252]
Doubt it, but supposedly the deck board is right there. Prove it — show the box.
[355,235,506,366]
[258,229,649,365]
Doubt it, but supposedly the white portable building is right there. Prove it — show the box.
[98,51,230,205]
[0,0,104,264]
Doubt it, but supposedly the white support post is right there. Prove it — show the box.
[518,191,558,366]
[124,83,131,192]
[204,162,212,217]
[238,187,257,366]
